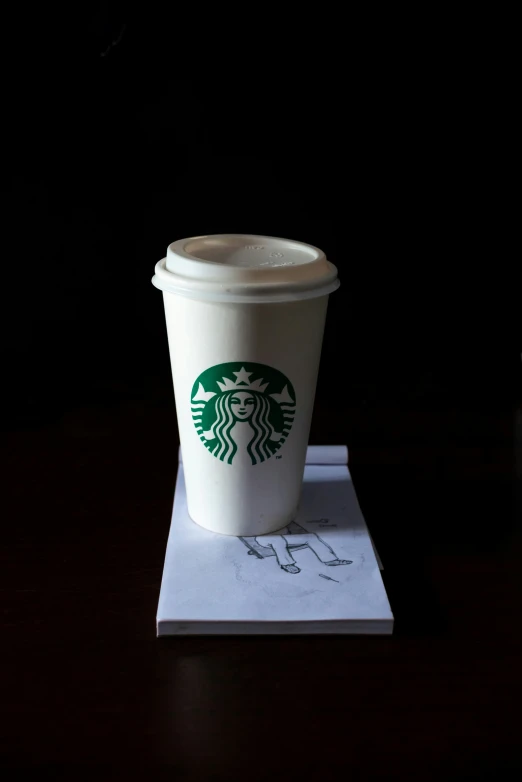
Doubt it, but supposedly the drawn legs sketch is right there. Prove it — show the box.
[251,523,353,575]
[259,532,337,569]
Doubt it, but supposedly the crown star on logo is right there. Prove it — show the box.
[216,366,269,393]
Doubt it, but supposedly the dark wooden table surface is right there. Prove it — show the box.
[2,398,521,781]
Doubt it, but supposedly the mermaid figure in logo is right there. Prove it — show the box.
[192,367,296,465]
[203,391,282,465]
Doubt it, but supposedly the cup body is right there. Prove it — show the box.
[163,292,329,535]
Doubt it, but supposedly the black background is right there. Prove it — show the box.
[3,7,519,435]
[2,4,519,429]
[2,5,522,780]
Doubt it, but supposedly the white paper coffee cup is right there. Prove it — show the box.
[152,234,339,536]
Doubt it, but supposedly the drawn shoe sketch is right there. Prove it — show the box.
[240,521,353,575]
[282,564,301,574]
[324,559,353,566]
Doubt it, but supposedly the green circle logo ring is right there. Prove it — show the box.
[191,362,296,465]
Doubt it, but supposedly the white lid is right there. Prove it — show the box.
[152,234,340,303]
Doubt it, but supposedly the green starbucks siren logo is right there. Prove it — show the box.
[191,362,296,465]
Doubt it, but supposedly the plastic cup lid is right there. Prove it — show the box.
[151,234,340,303]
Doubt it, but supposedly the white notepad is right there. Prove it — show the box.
[157,446,393,635]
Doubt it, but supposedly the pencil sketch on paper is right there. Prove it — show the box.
[239,521,353,575]
[319,573,340,583]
